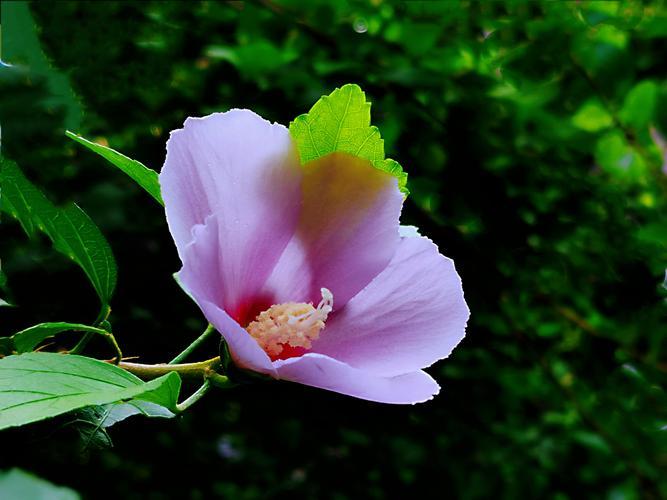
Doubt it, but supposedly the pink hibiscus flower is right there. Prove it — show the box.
[160,109,469,404]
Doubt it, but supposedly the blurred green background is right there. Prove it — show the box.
[1,1,666,498]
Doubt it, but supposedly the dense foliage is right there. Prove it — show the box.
[1,1,665,498]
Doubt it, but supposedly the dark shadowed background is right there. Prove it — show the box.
[1,1,666,498]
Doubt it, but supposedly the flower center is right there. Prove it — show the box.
[245,288,333,360]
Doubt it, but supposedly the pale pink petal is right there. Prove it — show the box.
[274,353,440,404]
[313,236,469,377]
[262,152,403,307]
[176,216,275,375]
[160,110,302,315]
[198,299,276,376]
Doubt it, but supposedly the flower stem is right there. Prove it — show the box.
[117,356,235,407]
[169,324,216,364]
[176,380,211,413]
[119,356,222,380]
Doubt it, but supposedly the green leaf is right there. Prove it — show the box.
[0,352,181,430]
[73,401,175,452]
[289,84,409,195]
[595,131,646,180]
[577,1,643,30]
[7,322,111,353]
[0,469,79,500]
[100,400,176,425]
[3,1,82,130]
[0,157,117,305]
[571,99,613,132]
[0,269,10,307]
[206,41,297,80]
[66,131,164,205]
[619,80,658,131]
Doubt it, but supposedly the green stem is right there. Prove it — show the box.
[169,324,216,364]
[70,304,111,355]
[176,380,211,413]
[118,356,221,380]
[67,325,122,363]
[207,371,235,389]
[101,331,123,364]
[118,356,235,393]
[69,333,91,355]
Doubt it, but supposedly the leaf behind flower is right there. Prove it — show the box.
[289,84,409,196]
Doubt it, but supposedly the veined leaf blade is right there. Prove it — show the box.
[66,131,164,205]
[0,352,181,430]
[0,157,117,305]
[10,322,110,353]
[289,84,409,195]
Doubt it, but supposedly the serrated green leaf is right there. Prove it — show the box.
[73,415,114,452]
[73,400,175,452]
[76,400,175,433]
[0,322,115,357]
[289,84,408,195]
[0,157,117,305]
[66,131,164,205]
[9,322,111,353]
[102,400,176,425]
[0,352,181,430]
[0,469,79,500]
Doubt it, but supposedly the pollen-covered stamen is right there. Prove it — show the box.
[246,288,334,359]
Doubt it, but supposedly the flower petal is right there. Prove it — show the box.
[198,299,276,376]
[274,353,439,404]
[161,110,302,314]
[313,236,469,377]
[262,152,403,307]
[176,216,276,375]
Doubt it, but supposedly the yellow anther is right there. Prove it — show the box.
[246,288,333,358]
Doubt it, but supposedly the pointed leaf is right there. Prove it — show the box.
[100,400,176,426]
[0,352,181,430]
[289,84,408,195]
[66,131,164,205]
[619,80,658,131]
[0,469,79,500]
[73,401,175,451]
[10,322,111,353]
[0,157,117,305]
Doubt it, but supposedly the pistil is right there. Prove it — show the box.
[246,288,333,359]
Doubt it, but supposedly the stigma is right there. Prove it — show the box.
[246,288,333,360]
